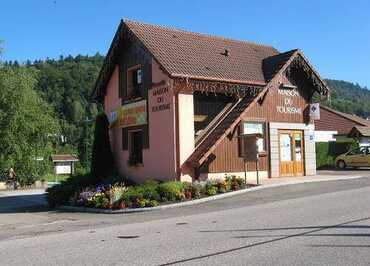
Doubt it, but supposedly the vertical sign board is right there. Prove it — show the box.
[242,133,262,185]
[243,134,259,162]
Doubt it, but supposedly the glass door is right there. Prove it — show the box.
[279,130,304,176]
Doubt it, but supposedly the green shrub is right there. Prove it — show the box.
[157,181,184,201]
[235,176,246,189]
[138,180,160,201]
[91,192,110,209]
[46,184,77,208]
[46,173,95,208]
[183,182,202,199]
[147,200,159,207]
[203,181,217,196]
[123,187,144,207]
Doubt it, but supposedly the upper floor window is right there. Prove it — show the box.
[127,65,142,100]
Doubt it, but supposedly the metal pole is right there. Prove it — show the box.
[244,160,247,185]
[256,155,259,185]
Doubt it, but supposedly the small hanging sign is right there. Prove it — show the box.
[309,103,320,120]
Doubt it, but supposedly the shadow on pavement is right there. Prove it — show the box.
[309,244,370,248]
[233,233,370,238]
[199,224,370,233]
[0,193,49,213]
[159,217,370,266]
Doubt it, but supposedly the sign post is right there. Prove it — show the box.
[242,133,262,185]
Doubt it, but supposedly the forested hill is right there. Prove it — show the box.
[2,55,369,168]
[3,54,105,169]
[325,79,370,118]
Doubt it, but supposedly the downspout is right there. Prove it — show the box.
[173,80,181,181]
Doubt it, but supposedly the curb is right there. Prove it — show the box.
[58,175,365,214]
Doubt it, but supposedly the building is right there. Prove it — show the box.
[51,154,79,175]
[315,105,370,144]
[92,20,330,183]
[348,126,370,146]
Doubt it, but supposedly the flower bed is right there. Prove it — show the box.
[47,175,249,210]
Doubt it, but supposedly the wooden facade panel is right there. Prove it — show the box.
[202,134,268,173]
[243,76,310,124]
[201,73,312,174]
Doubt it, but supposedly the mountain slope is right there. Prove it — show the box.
[324,79,370,118]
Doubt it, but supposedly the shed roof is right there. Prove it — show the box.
[51,154,79,162]
[349,126,370,138]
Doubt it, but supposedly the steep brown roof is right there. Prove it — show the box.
[320,105,370,127]
[125,20,279,84]
[263,49,298,82]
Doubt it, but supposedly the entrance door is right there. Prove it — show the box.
[279,130,304,176]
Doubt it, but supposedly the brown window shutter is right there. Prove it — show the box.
[142,125,149,149]
[143,62,152,98]
[238,124,244,158]
[122,128,128,150]
[118,64,122,98]
[119,63,127,100]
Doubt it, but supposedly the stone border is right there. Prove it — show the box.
[58,175,365,214]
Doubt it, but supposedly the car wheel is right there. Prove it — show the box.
[337,160,346,169]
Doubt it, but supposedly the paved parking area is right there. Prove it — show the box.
[1,170,370,242]
[2,173,370,265]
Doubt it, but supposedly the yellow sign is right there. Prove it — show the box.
[110,100,147,128]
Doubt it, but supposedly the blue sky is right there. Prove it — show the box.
[1,0,369,87]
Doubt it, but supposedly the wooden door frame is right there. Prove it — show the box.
[278,129,305,177]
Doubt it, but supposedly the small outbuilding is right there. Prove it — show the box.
[51,154,79,175]
[348,126,370,147]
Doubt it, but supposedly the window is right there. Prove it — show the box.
[127,66,142,100]
[128,130,143,166]
[243,122,265,152]
[347,147,368,156]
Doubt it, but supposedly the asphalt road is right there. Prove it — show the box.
[1,173,370,265]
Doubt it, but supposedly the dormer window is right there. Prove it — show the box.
[127,65,142,100]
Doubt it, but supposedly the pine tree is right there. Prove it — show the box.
[90,113,114,182]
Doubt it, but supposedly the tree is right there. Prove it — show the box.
[90,113,114,182]
[0,67,59,185]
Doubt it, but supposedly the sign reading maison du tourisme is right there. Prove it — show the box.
[110,100,147,128]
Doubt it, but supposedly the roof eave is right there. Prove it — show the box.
[171,73,267,87]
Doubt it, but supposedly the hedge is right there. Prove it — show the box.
[316,139,358,169]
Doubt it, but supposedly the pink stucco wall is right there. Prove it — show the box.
[177,93,195,181]
[104,60,177,183]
